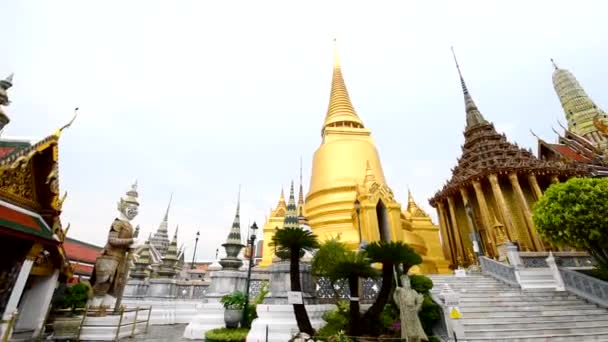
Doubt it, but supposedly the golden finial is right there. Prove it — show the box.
[333,38,340,68]
[54,107,79,137]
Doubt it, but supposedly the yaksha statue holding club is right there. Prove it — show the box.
[89,182,139,308]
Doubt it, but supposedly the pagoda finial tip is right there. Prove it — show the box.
[333,38,340,68]
[551,58,558,70]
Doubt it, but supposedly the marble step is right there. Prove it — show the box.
[466,333,608,342]
[466,326,608,339]
[465,313,608,324]
[460,304,598,312]
[458,295,579,302]
[458,299,583,307]
[464,318,608,330]
[463,308,607,318]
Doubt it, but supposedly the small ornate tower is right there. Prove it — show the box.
[220,189,245,270]
[150,194,173,256]
[0,74,14,134]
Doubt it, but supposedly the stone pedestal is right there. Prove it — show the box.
[246,304,335,342]
[148,278,177,298]
[182,302,224,340]
[123,279,149,299]
[265,261,315,304]
[204,270,247,303]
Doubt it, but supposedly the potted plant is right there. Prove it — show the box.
[51,282,90,338]
[220,291,247,328]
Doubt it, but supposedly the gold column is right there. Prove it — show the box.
[550,175,560,184]
[471,180,496,256]
[509,172,543,251]
[436,202,453,262]
[447,196,465,264]
[488,174,515,242]
[527,173,543,200]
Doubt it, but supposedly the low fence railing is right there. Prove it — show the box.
[559,267,608,308]
[519,252,595,269]
[0,311,18,342]
[479,256,519,287]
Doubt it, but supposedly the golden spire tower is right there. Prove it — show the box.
[551,59,608,149]
[305,41,446,273]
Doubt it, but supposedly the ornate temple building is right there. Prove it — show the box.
[149,194,173,256]
[63,237,102,283]
[536,60,608,176]
[429,53,587,267]
[0,74,74,338]
[301,43,448,273]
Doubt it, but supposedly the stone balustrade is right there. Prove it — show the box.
[519,251,595,268]
[479,256,519,287]
[559,267,608,308]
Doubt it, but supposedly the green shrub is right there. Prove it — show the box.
[419,294,441,336]
[205,328,249,342]
[58,282,90,311]
[410,274,433,294]
[220,291,247,310]
[316,300,349,338]
[428,336,441,342]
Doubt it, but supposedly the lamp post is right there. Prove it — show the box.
[191,231,200,269]
[354,198,366,249]
[241,222,258,328]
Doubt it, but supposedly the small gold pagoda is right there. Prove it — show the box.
[259,189,287,267]
[303,42,449,273]
[429,50,586,266]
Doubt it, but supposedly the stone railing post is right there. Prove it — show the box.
[546,252,565,291]
[505,242,523,285]
[438,284,466,341]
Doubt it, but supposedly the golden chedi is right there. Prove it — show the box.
[304,42,448,274]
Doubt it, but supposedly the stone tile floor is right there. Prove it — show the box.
[120,324,192,341]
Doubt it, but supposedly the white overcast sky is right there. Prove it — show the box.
[1,1,607,261]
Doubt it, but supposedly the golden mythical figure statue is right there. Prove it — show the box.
[393,274,428,342]
[89,182,139,308]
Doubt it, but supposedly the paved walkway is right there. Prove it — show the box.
[120,324,193,341]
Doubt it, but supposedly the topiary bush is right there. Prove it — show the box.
[410,274,433,294]
[205,327,249,342]
[57,282,91,312]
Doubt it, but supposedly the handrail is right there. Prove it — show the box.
[1,311,18,342]
[479,256,519,287]
[559,267,608,308]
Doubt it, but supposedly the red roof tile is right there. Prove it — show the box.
[551,144,590,162]
[0,147,16,158]
[71,263,94,276]
[64,238,102,264]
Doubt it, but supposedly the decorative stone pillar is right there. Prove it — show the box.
[527,174,543,200]
[459,188,475,257]
[472,180,496,256]
[509,172,544,251]
[436,202,453,262]
[446,196,465,265]
[488,174,515,241]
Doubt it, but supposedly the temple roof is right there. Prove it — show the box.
[64,237,102,264]
[452,48,488,129]
[322,40,365,135]
[536,127,608,177]
[406,190,429,218]
[429,57,586,206]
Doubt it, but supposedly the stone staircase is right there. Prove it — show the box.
[429,274,608,341]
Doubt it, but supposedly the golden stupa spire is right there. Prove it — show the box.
[451,47,488,129]
[278,187,286,208]
[323,39,364,135]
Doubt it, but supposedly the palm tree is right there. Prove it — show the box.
[331,250,377,336]
[311,236,350,301]
[361,241,422,335]
[271,227,319,336]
